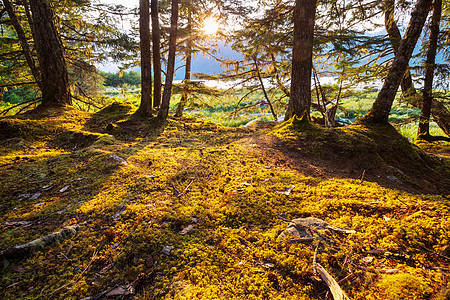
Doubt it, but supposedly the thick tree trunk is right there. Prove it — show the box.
[3,0,41,89]
[29,0,71,107]
[151,0,162,108]
[361,0,432,124]
[285,0,317,121]
[137,0,152,116]
[158,0,179,121]
[175,7,192,118]
[384,0,416,97]
[418,0,442,139]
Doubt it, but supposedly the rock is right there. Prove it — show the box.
[386,175,402,184]
[278,217,356,240]
[110,154,128,165]
[162,246,174,256]
[179,225,194,235]
[106,283,135,296]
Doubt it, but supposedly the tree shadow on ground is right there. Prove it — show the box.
[240,119,450,195]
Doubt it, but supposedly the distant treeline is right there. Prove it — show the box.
[100,71,141,87]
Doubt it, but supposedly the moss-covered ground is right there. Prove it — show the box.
[0,104,449,299]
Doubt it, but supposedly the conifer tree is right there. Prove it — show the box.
[360,0,433,124]
[29,0,71,107]
[158,0,179,121]
[285,0,317,120]
[137,0,153,117]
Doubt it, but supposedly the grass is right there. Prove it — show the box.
[0,104,449,299]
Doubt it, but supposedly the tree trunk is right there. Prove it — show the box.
[361,0,432,124]
[384,0,416,97]
[3,0,41,89]
[29,0,71,107]
[158,0,179,121]
[175,6,192,118]
[151,0,162,108]
[384,0,449,137]
[285,0,317,121]
[418,0,442,139]
[137,0,152,117]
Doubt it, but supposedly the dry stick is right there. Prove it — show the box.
[419,244,450,261]
[313,69,324,117]
[360,170,366,183]
[312,241,349,300]
[315,263,349,300]
[351,262,398,274]
[177,179,195,197]
[253,57,278,121]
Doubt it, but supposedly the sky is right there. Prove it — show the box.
[95,0,241,79]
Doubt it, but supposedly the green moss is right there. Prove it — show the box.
[378,273,433,300]
[0,109,449,300]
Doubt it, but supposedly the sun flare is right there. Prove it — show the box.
[202,18,220,35]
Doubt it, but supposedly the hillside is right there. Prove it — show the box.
[0,103,449,300]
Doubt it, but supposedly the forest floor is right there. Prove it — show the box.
[0,102,449,300]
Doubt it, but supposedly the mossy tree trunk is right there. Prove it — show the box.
[29,0,71,107]
[151,0,162,109]
[3,0,42,89]
[384,0,416,97]
[158,0,179,121]
[137,0,152,117]
[285,0,317,121]
[361,0,432,124]
[417,0,442,140]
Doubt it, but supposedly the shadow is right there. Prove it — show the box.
[237,119,450,195]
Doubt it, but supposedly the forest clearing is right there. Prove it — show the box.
[1,0,450,299]
[0,102,449,299]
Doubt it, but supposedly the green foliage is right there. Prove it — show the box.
[100,71,141,87]
[2,86,36,105]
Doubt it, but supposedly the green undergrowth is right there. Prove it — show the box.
[0,106,449,299]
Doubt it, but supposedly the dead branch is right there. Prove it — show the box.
[0,225,79,261]
[315,263,349,300]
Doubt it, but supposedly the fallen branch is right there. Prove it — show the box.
[177,179,195,197]
[315,263,349,300]
[0,225,79,261]
[419,244,450,261]
[352,262,399,274]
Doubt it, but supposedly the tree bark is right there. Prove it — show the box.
[158,0,179,121]
[361,0,432,124]
[418,0,442,139]
[384,0,449,136]
[29,0,71,107]
[3,0,41,89]
[384,0,416,96]
[137,0,152,117]
[285,0,317,121]
[175,6,192,118]
[151,0,162,108]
